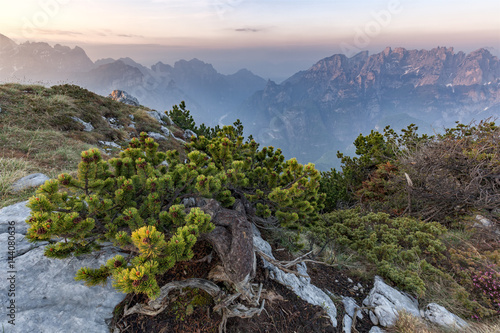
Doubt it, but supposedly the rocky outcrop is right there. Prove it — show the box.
[1,200,470,333]
[341,296,363,333]
[252,225,338,327]
[363,276,420,327]
[108,90,140,106]
[147,110,172,125]
[11,173,49,192]
[183,129,197,140]
[71,116,94,132]
[423,303,468,329]
[363,276,468,330]
[0,202,126,333]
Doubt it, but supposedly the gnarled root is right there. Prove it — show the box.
[122,198,265,332]
[123,278,265,333]
[199,199,258,302]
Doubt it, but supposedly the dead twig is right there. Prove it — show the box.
[255,249,309,278]
[121,278,265,333]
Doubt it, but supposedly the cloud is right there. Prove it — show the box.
[235,28,261,33]
[117,34,144,38]
[92,30,144,38]
[34,29,82,36]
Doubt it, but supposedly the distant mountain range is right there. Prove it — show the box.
[1,33,499,170]
[0,33,267,126]
[240,46,500,169]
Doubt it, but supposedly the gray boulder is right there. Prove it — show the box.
[71,116,94,132]
[0,201,126,333]
[183,129,197,140]
[161,126,171,137]
[343,296,363,319]
[363,277,468,330]
[423,303,468,329]
[108,90,139,106]
[363,276,419,327]
[475,215,493,227]
[368,327,386,333]
[147,132,167,141]
[146,110,172,125]
[98,141,121,149]
[11,173,50,192]
[343,314,353,333]
[0,201,31,234]
[174,137,187,144]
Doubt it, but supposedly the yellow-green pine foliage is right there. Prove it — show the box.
[188,125,325,230]
[27,124,324,299]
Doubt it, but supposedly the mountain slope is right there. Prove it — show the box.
[0,34,94,81]
[241,47,500,170]
[0,34,267,128]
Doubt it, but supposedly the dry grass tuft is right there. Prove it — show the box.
[385,310,434,333]
[0,157,32,199]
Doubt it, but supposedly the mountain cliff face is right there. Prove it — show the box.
[82,57,267,126]
[241,47,500,170]
[0,34,94,81]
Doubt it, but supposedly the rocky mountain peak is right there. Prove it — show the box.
[108,90,140,106]
[0,35,94,80]
[242,46,500,170]
[0,33,17,52]
[296,46,500,90]
[151,61,173,73]
[174,58,217,75]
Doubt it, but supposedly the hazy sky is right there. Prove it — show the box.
[1,0,499,80]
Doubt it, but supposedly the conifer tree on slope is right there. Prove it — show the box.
[26,124,324,317]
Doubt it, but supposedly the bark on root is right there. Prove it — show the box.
[123,278,265,333]
[198,198,257,302]
[122,198,262,332]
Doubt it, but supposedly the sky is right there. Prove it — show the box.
[1,0,500,81]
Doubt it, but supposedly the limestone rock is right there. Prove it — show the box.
[0,232,47,261]
[174,137,187,144]
[0,201,126,333]
[368,327,386,333]
[362,276,419,327]
[11,173,50,192]
[161,126,171,137]
[108,90,140,106]
[71,116,94,132]
[183,129,197,140]
[1,244,126,333]
[146,110,172,125]
[0,201,30,234]
[423,303,468,329]
[343,314,353,333]
[98,141,121,149]
[147,132,167,141]
[343,296,363,319]
[474,215,494,228]
[252,225,337,327]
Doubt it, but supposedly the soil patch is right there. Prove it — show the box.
[110,241,375,332]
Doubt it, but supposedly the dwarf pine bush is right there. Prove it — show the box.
[316,208,447,296]
[26,125,324,299]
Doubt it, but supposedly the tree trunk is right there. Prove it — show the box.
[198,199,256,300]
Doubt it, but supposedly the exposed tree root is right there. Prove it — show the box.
[123,278,265,333]
[120,198,267,332]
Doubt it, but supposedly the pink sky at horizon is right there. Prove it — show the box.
[1,0,499,80]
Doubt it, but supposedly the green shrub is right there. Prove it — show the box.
[26,125,324,299]
[319,124,429,211]
[317,209,446,296]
